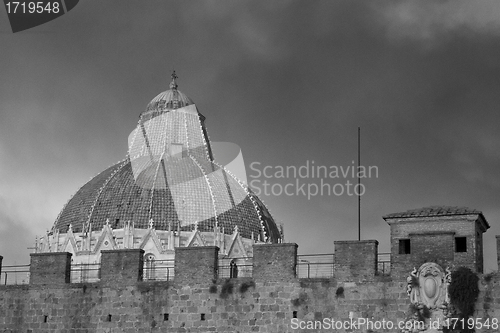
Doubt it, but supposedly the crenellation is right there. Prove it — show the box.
[174,246,219,286]
[334,240,378,281]
[1,211,499,331]
[100,249,145,284]
[253,243,298,282]
[29,252,72,285]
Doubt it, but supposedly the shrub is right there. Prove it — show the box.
[483,272,495,283]
[410,275,419,287]
[239,281,255,294]
[448,267,479,318]
[421,305,431,319]
[291,292,308,307]
[220,279,234,299]
[209,285,217,294]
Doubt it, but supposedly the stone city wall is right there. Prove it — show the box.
[0,242,499,332]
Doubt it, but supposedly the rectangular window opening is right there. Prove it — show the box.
[164,313,169,321]
[293,311,298,318]
[201,313,206,321]
[455,237,467,252]
[399,239,411,254]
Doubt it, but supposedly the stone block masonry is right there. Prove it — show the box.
[174,246,219,285]
[334,240,378,281]
[410,231,455,268]
[1,241,500,332]
[1,271,499,332]
[29,252,72,285]
[386,214,488,277]
[100,249,144,284]
[253,243,297,282]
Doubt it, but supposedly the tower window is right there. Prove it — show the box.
[399,239,411,254]
[455,237,467,252]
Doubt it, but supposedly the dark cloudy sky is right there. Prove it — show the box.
[1,1,500,272]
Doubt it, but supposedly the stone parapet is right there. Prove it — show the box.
[253,243,298,281]
[100,249,144,284]
[334,240,378,281]
[29,252,72,285]
[174,246,219,285]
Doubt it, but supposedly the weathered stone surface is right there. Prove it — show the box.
[1,274,499,332]
[0,237,499,332]
[175,246,219,285]
[334,240,378,282]
[386,214,487,276]
[101,249,144,284]
[29,252,72,285]
[253,243,297,282]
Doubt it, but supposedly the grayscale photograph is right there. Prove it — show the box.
[0,1,499,332]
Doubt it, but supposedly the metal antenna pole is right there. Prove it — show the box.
[358,127,361,241]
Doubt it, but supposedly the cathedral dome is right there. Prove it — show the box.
[53,72,281,243]
[145,85,194,111]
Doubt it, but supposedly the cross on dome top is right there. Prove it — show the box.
[169,70,178,90]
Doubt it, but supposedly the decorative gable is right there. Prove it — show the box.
[93,221,117,254]
[139,228,165,254]
[186,229,206,247]
[61,228,78,255]
[226,230,249,258]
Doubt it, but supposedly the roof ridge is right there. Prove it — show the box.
[383,205,482,219]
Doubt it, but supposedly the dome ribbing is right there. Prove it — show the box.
[53,72,281,243]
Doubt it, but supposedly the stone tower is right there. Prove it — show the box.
[384,206,489,276]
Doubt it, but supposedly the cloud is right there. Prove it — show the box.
[178,0,291,62]
[451,135,500,188]
[0,199,36,265]
[373,0,500,43]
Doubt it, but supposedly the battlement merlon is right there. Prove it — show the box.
[334,240,378,281]
[29,252,72,285]
[253,243,298,282]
